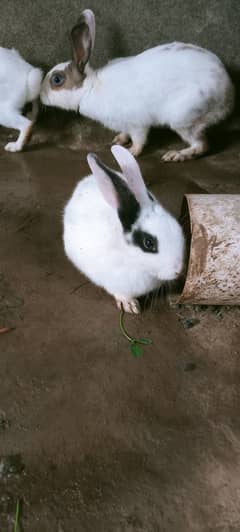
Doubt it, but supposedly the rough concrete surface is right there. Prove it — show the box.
[1,0,240,74]
[0,113,240,531]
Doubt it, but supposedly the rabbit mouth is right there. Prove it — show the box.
[157,270,181,282]
[40,89,50,106]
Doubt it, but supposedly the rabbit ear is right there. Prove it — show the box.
[111,145,150,206]
[71,9,95,72]
[87,153,119,210]
[87,153,140,232]
[81,9,96,48]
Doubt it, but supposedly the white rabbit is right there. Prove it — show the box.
[63,145,185,313]
[40,9,234,161]
[0,47,43,152]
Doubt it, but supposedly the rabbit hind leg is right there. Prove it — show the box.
[162,123,209,162]
[1,111,33,152]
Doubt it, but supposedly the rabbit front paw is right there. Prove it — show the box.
[4,141,22,152]
[112,133,130,146]
[129,143,143,157]
[115,296,141,314]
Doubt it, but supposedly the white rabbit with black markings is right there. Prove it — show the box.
[63,145,185,313]
[41,9,234,161]
[0,47,43,152]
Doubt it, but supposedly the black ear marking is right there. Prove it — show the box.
[132,230,158,253]
[96,159,140,232]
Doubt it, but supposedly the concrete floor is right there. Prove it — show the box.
[0,117,240,531]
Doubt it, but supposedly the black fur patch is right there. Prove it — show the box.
[133,230,158,253]
[97,160,140,232]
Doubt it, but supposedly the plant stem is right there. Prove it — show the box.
[14,500,20,532]
[119,309,152,346]
[119,309,135,343]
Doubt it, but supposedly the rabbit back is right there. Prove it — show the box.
[80,42,234,132]
[0,47,42,110]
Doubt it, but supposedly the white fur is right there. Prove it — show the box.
[0,47,43,152]
[63,147,185,313]
[41,20,234,160]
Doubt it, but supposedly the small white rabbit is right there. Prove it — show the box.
[41,9,234,161]
[0,47,43,152]
[63,145,185,313]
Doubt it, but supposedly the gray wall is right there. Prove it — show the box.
[1,0,240,75]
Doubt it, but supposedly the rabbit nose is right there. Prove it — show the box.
[175,267,182,277]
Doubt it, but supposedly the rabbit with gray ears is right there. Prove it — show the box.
[0,47,43,152]
[41,9,234,161]
[63,146,185,313]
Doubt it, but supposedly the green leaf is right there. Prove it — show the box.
[119,307,153,357]
[131,342,144,357]
[138,338,153,345]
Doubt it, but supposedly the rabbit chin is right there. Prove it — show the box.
[40,86,80,111]
[93,255,183,299]
[105,267,181,301]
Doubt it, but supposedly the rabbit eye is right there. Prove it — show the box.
[50,72,65,87]
[132,230,158,253]
[143,236,156,251]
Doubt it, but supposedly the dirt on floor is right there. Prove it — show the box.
[0,114,240,532]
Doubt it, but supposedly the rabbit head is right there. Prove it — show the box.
[88,146,185,283]
[40,9,95,110]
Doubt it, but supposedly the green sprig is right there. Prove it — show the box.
[14,499,20,532]
[119,308,152,357]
